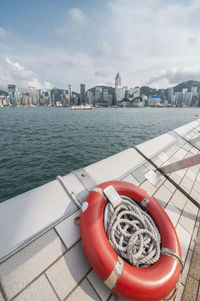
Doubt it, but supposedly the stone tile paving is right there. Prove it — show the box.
[0,229,66,300]
[2,157,198,301]
[13,275,58,301]
[66,279,100,301]
[1,125,200,301]
[45,241,91,300]
[182,227,200,301]
[87,270,111,301]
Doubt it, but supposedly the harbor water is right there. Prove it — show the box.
[0,107,199,202]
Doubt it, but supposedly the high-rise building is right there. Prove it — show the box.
[160,90,166,103]
[80,84,86,104]
[87,90,94,105]
[115,73,124,104]
[115,72,122,88]
[103,88,109,105]
[167,87,174,104]
[114,72,123,105]
[182,89,188,106]
[182,88,188,95]
[8,84,16,105]
[8,84,16,94]
[175,92,183,107]
[148,96,161,106]
[95,87,102,104]
[191,87,198,94]
[68,84,72,105]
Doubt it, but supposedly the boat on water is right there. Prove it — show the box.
[70,104,93,110]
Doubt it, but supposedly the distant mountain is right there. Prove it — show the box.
[140,86,162,96]
[0,90,8,96]
[140,80,200,96]
[173,80,200,92]
[88,85,115,95]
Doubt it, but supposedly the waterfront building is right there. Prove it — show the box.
[134,87,140,98]
[115,88,124,104]
[114,72,123,105]
[52,87,59,106]
[160,90,166,103]
[167,87,174,104]
[182,88,188,95]
[8,84,17,105]
[191,86,198,94]
[191,94,199,106]
[182,89,188,106]
[108,94,113,106]
[129,87,140,99]
[80,84,86,104]
[115,72,122,88]
[86,90,94,105]
[15,89,21,106]
[175,92,183,107]
[0,95,10,106]
[185,92,193,106]
[148,96,161,106]
[68,85,72,105]
[122,86,128,98]
[61,90,70,106]
[2,97,10,106]
[103,88,109,105]
[95,87,102,105]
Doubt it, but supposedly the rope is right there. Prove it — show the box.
[104,195,161,268]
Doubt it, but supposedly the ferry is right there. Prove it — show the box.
[70,104,94,110]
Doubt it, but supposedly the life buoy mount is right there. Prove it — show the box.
[80,181,182,301]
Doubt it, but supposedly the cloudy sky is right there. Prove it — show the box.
[1,0,200,91]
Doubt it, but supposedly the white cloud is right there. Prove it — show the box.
[0,27,11,39]
[55,7,88,39]
[6,57,24,71]
[148,67,200,85]
[69,8,86,23]
[1,1,200,90]
[0,57,52,90]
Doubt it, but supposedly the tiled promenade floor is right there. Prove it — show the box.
[0,119,200,301]
[181,228,200,301]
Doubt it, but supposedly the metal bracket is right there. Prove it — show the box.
[144,170,162,185]
[72,168,96,191]
[103,185,122,208]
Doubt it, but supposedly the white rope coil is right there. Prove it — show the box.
[104,195,161,268]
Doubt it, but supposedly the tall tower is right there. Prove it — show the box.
[114,72,122,105]
[80,84,86,104]
[68,84,72,105]
[115,72,122,88]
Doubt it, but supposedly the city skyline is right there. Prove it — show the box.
[1,1,200,91]
[1,74,200,108]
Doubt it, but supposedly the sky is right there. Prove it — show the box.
[1,0,200,91]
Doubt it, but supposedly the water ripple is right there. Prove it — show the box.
[0,107,199,202]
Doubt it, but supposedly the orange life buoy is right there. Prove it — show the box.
[80,181,182,301]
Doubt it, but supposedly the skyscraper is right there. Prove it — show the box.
[167,87,174,104]
[8,84,17,105]
[68,84,72,105]
[115,72,122,88]
[114,72,123,105]
[95,87,102,104]
[80,84,86,104]
[191,87,198,94]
